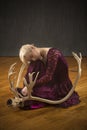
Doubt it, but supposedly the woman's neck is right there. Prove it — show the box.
[39,47,51,63]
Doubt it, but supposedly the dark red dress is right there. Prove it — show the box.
[23,48,80,109]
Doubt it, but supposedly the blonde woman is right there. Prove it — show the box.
[18,44,80,109]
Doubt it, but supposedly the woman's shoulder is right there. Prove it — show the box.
[48,47,62,57]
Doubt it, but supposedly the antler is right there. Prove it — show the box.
[22,52,82,104]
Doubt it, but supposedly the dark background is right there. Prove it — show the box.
[0,0,87,56]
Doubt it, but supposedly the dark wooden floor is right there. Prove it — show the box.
[0,56,87,130]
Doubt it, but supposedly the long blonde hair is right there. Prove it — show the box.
[19,44,33,64]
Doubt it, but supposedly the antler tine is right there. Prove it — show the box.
[72,52,82,65]
[33,72,39,83]
[28,72,35,83]
[72,52,82,86]
[72,52,82,67]
[8,63,17,79]
[23,77,30,98]
[79,52,82,60]
[16,63,26,88]
[28,72,39,89]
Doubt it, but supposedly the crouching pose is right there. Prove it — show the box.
[7,44,82,110]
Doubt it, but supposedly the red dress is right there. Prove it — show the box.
[21,48,80,109]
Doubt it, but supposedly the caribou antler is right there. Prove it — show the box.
[7,63,39,107]
[7,52,82,107]
[22,52,82,104]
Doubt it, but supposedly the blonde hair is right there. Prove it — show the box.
[19,44,33,64]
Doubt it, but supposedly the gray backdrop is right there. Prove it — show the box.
[0,0,87,56]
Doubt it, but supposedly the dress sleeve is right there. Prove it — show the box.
[35,50,59,86]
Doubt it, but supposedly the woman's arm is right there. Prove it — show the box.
[35,50,59,86]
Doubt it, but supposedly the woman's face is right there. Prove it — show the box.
[25,47,40,62]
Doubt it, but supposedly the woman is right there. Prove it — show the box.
[18,44,80,109]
